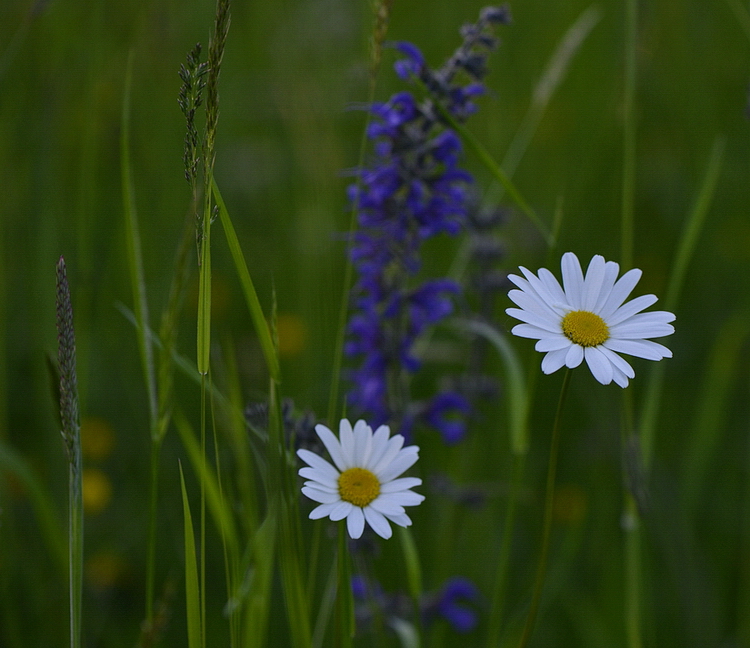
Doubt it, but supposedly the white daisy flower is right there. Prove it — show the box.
[297,419,425,539]
[505,252,675,388]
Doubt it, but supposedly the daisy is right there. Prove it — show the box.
[297,419,425,539]
[506,252,675,387]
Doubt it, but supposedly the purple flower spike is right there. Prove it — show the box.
[345,7,509,441]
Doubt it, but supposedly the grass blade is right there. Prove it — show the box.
[452,318,529,454]
[212,178,280,381]
[179,462,202,648]
[121,51,157,426]
[0,440,66,575]
[174,411,240,563]
[639,136,725,466]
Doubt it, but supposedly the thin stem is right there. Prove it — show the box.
[623,497,643,648]
[68,445,83,648]
[145,441,161,624]
[517,368,572,648]
[200,374,207,648]
[335,524,353,648]
[620,0,637,269]
[486,452,526,647]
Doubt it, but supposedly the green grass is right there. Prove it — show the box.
[2,0,750,646]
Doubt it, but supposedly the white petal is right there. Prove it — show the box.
[346,507,365,539]
[369,496,405,517]
[519,266,568,313]
[352,419,373,466]
[297,450,339,484]
[370,434,405,475]
[598,346,635,378]
[365,425,392,470]
[380,477,422,493]
[598,268,642,321]
[510,323,560,340]
[384,490,425,507]
[537,267,569,309]
[592,261,621,313]
[301,486,341,504]
[604,338,672,360]
[338,419,356,468]
[535,335,571,352]
[387,512,413,528]
[364,507,393,539]
[329,501,353,521]
[607,294,658,326]
[611,364,630,388]
[506,307,561,333]
[561,252,584,309]
[507,272,528,290]
[309,502,340,520]
[541,348,568,374]
[378,447,419,482]
[584,346,614,384]
[315,424,347,472]
[582,255,606,310]
[303,479,338,492]
[610,319,675,339]
[565,344,584,368]
[507,289,563,322]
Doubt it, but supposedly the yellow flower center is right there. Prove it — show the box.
[338,467,381,508]
[561,310,609,347]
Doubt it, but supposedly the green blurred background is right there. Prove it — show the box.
[2,0,750,645]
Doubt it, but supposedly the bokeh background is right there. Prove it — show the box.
[2,0,750,645]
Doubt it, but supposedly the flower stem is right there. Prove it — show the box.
[517,368,572,648]
[486,452,525,648]
[623,496,643,648]
[336,524,354,648]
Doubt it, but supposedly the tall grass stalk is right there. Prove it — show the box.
[639,136,725,465]
[179,462,203,648]
[429,96,552,246]
[620,0,637,270]
[517,368,572,648]
[334,525,354,648]
[56,257,82,648]
[626,136,724,647]
[398,526,423,642]
[121,52,165,628]
[499,5,601,184]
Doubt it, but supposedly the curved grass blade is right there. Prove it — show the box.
[212,178,280,382]
[452,318,529,454]
[179,462,203,648]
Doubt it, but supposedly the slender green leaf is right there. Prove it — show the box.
[197,223,212,376]
[174,411,239,561]
[179,462,202,648]
[640,137,725,466]
[432,101,552,245]
[682,312,750,508]
[121,51,157,427]
[212,178,280,381]
[0,441,66,575]
[452,318,530,454]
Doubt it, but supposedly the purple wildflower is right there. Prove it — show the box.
[423,577,480,634]
[345,7,510,443]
